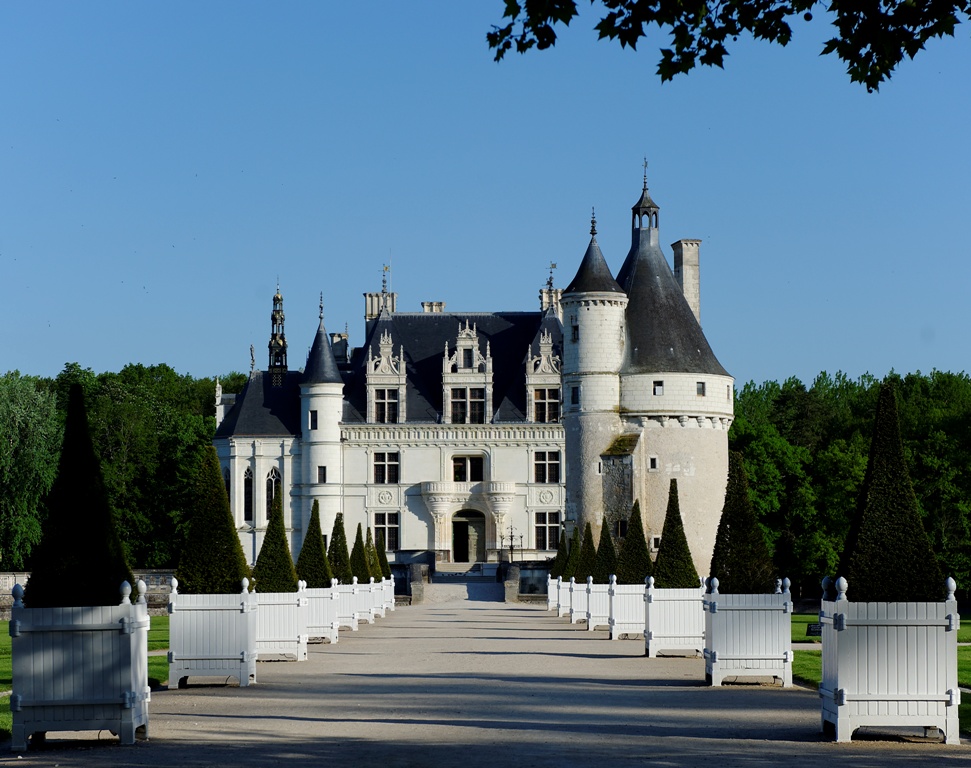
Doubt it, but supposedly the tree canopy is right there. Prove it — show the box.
[488,0,971,90]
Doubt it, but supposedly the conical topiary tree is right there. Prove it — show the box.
[573,522,598,582]
[653,479,700,588]
[615,501,653,585]
[592,522,618,583]
[295,500,334,588]
[24,383,134,607]
[709,451,775,593]
[365,527,382,580]
[349,523,372,582]
[176,445,251,594]
[561,526,582,580]
[252,492,298,593]
[375,531,392,579]
[328,512,353,584]
[548,529,569,578]
[838,380,944,601]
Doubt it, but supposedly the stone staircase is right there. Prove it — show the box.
[422,562,504,603]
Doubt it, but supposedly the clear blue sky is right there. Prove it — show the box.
[3,2,969,387]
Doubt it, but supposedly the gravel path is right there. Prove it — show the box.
[7,598,968,766]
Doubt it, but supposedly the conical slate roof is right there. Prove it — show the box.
[564,236,624,295]
[619,229,729,376]
[303,317,343,384]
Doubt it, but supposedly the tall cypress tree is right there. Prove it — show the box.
[573,522,598,582]
[592,522,618,583]
[561,526,582,580]
[375,531,392,579]
[709,451,775,593]
[839,380,944,600]
[349,523,372,582]
[653,479,700,588]
[327,512,353,584]
[252,492,298,593]
[176,445,251,594]
[365,527,382,580]
[548,529,569,578]
[25,383,134,607]
[296,500,334,588]
[615,501,653,585]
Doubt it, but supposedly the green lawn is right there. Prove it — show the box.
[791,613,971,644]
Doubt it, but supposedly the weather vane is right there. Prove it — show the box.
[546,261,557,291]
[249,344,255,373]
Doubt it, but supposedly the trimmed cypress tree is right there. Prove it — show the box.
[548,529,569,578]
[653,479,700,588]
[573,522,598,582]
[839,380,944,601]
[327,512,353,584]
[349,523,372,582]
[561,526,582,580]
[615,501,653,585]
[176,445,251,594]
[25,383,134,607]
[375,531,392,579]
[295,500,334,588]
[252,492,298,593]
[709,451,775,593]
[592,523,618,583]
[365,527,382,580]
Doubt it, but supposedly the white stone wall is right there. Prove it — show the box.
[621,372,734,420]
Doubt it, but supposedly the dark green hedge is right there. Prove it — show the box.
[296,500,334,588]
[653,479,700,588]
[252,492,298,593]
[615,501,652,585]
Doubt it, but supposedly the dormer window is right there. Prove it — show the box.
[443,321,493,423]
[375,389,399,423]
[366,328,407,423]
[525,328,562,422]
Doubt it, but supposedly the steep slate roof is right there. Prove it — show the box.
[214,371,303,438]
[618,228,729,376]
[563,236,624,295]
[304,317,343,384]
[342,311,561,424]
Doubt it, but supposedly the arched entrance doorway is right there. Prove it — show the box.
[452,510,487,563]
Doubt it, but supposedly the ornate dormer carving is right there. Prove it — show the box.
[366,327,406,423]
[525,328,562,423]
[442,320,493,423]
[526,329,561,376]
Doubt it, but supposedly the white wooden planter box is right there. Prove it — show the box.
[569,578,588,624]
[819,576,961,744]
[336,581,361,631]
[556,578,570,618]
[368,578,386,619]
[644,577,704,657]
[10,581,150,751]
[703,577,792,686]
[383,576,396,612]
[608,578,646,639]
[255,583,309,661]
[586,579,611,631]
[546,575,557,611]
[305,581,340,644]
[168,578,258,688]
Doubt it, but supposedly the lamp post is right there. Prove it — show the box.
[499,525,524,563]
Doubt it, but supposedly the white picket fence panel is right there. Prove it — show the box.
[586,579,611,631]
[254,583,309,661]
[608,578,646,639]
[819,576,961,744]
[703,577,792,686]
[168,578,258,688]
[547,575,558,611]
[336,580,361,630]
[644,577,705,657]
[557,578,570,617]
[10,581,150,751]
[569,578,588,624]
[305,582,340,644]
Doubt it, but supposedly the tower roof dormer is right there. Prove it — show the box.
[563,210,624,295]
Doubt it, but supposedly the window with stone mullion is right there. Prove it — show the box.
[534,388,560,423]
[374,452,400,484]
[535,510,560,550]
[375,388,399,423]
[534,451,560,484]
[375,512,400,551]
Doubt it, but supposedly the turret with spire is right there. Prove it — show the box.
[268,285,288,387]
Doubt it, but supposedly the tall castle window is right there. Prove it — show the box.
[243,467,253,524]
[266,467,281,516]
[452,456,484,482]
[374,452,399,484]
[535,510,560,551]
[375,389,399,423]
[375,512,400,551]
[451,388,485,424]
[533,388,560,423]
[534,451,560,483]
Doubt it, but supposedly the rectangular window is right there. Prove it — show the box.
[571,326,579,342]
[374,511,400,551]
[375,388,399,423]
[309,410,318,430]
[697,381,706,396]
[571,386,580,406]
[469,388,485,423]
[463,348,474,369]
[534,451,561,484]
[535,510,561,551]
[534,388,560,423]
[452,456,484,482]
[653,381,664,396]
[451,388,467,424]
[614,519,629,539]
[374,452,400,484]
[317,466,327,484]
[649,456,658,471]
[451,388,486,424]
[652,536,661,550]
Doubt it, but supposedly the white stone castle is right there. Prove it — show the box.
[213,175,734,575]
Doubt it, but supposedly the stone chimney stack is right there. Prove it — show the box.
[364,291,397,320]
[421,301,446,313]
[672,239,701,324]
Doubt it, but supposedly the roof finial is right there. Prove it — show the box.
[381,264,389,295]
[643,157,648,190]
[546,261,557,291]
[319,291,324,320]
[590,207,597,236]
